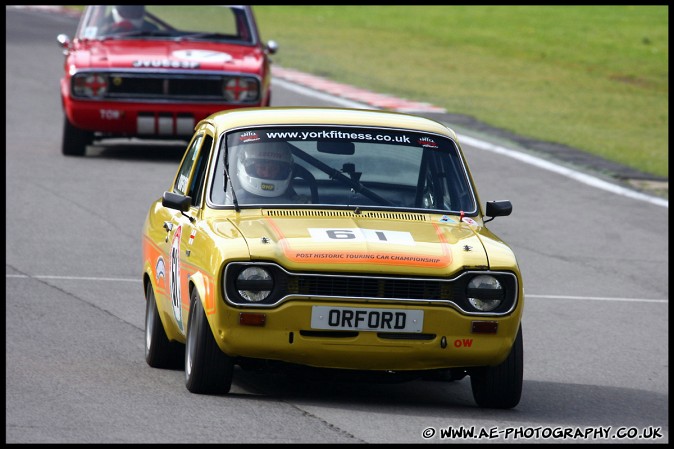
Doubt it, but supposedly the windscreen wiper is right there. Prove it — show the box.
[177,32,239,41]
[101,30,175,40]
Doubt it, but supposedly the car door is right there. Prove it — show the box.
[163,128,214,335]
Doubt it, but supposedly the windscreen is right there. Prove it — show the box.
[78,5,255,43]
[209,125,477,214]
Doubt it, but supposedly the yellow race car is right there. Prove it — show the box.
[141,107,524,408]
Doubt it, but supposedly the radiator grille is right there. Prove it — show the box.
[74,71,260,103]
[289,275,450,300]
[224,262,519,316]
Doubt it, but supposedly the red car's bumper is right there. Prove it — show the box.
[63,97,266,137]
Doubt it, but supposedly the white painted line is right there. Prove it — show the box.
[6,274,667,303]
[6,274,140,283]
[273,78,373,109]
[273,79,668,209]
[527,294,667,304]
[459,135,669,208]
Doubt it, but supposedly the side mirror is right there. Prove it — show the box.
[266,40,278,55]
[57,34,70,55]
[484,200,512,223]
[162,191,191,212]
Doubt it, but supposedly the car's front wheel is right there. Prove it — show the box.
[62,116,93,156]
[470,325,523,409]
[185,289,234,394]
[145,283,184,369]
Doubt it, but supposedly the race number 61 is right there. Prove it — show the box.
[308,228,415,246]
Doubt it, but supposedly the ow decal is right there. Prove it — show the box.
[169,226,183,331]
[454,338,473,348]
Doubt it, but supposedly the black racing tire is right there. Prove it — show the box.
[185,289,234,394]
[144,283,184,369]
[470,325,523,409]
[62,116,93,156]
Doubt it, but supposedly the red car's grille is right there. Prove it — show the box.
[72,71,261,103]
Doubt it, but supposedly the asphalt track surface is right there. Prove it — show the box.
[5,6,669,444]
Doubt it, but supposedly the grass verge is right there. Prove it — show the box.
[254,6,668,179]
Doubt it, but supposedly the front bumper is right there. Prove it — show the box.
[210,299,523,371]
[63,98,262,137]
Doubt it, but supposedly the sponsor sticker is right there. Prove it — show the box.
[155,257,166,284]
[418,136,438,148]
[264,218,453,268]
[171,49,233,63]
[240,131,260,143]
[462,217,477,226]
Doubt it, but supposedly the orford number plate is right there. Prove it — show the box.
[311,306,423,333]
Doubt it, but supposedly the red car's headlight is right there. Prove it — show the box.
[72,73,109,98]
[223,77,259,102]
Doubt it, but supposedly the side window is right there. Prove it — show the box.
[189,135,213,207]
[174,134,203,195]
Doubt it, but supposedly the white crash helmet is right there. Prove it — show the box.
[236,143,293,197]
[112,5,145,28]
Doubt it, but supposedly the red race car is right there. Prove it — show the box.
[57,5,277,156]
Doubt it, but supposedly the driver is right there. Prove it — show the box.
[103,5,158,33]
[235,143,309,204]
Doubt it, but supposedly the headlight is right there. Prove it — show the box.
[223,77,259,102]
[235,267,273,302]
[72,73,108,98]
[466,275,504,312]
